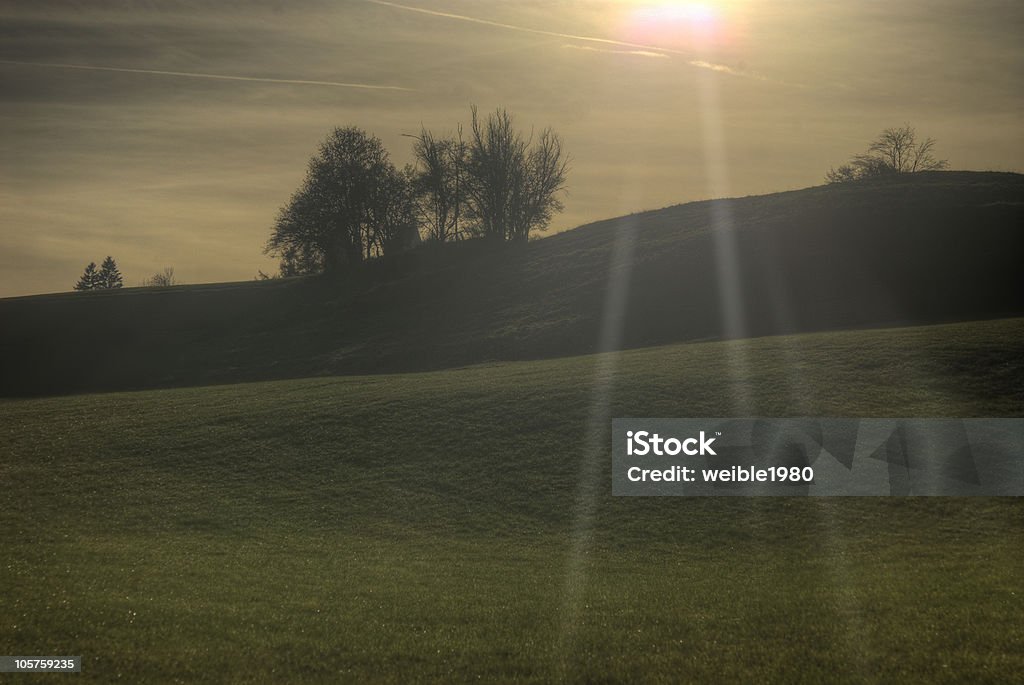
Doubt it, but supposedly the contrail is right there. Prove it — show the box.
[0,60,416,92]
[562,44,668,59]
[365,0,776,82]
[689,59,768,81]
[366,0,685,54]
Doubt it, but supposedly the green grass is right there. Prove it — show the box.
[3,318,1023,682]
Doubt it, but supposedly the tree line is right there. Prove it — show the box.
[72,121,949,290]
[74,258,178,290]
[266,106,569,276]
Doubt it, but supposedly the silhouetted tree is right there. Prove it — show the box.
[465,106,568,242]
[74,262,100,291]
[827,124,948,183]
[272,189,327,275]
[410,126,467,242]
[370,166,420,256]
[144,267,176,287]
[98,256,123,289]
[266,126,418,275]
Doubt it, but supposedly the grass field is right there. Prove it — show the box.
[3,318,1023,682]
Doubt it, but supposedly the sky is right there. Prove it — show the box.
[1,0,1022,297]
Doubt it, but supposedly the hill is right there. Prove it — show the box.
[1,171,1022,397]
[2,319,1022,682]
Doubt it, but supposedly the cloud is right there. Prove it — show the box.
[561,45,669,59]
[687,60,766,81]
[0,60,416,92]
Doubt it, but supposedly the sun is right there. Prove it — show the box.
[618,1,734,50]
[635,1,719,25]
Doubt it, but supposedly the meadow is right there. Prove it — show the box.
[3,318,1022,682]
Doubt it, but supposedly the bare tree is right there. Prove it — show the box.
[826,124,948,183]
[271,189,327,275]
[520,128,568,239]
[144,267,176,287]
[410,126,467,242]
[367,165,420,257]
[267,126,417,274]
[465,106,568,242]
[866,125,948,173]
[466,107,525,241]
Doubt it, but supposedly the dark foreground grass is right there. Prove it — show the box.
[2,319,1023,682]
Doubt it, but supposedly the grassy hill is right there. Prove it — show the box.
[2,318,1023,682]
[2,171,1022,397]
[3,173,1021,682]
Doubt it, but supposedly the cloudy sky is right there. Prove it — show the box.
[1,0,1021,297]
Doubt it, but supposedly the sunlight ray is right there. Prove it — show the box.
[696,70,753,414]
[556,211,638,674]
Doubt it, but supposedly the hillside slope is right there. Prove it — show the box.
[1,171,1022,396]
[3,319,1023,682]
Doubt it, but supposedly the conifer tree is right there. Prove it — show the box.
[74,262,100,291]
[98,256,123,289]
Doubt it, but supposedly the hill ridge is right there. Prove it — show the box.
[1,170,1022,396]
